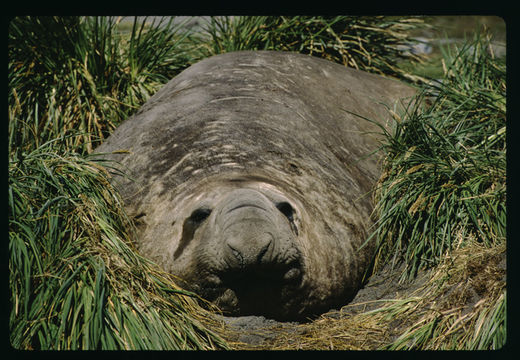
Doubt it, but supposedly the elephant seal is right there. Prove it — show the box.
[94,51,416,320]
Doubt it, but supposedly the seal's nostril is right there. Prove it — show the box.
[228,244,244,266]
[256,240,272,263]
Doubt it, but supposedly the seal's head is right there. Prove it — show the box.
[173,184,305,320]
[136,170,372,321]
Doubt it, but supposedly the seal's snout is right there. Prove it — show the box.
[225,229,273,267]
[218,189,291,270]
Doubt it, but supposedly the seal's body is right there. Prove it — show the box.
[94,51,416,320]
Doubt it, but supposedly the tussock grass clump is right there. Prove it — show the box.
[378,242,506,350]
[8,16,192,155]
[196,16,427,82]
[370,31,506,280]
[8,139,228,350]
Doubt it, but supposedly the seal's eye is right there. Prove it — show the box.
[276,202,298,235]
[276,202,294,221]
[189,208,212,224]
[174,208,212,259]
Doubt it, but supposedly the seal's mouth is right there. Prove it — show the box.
[198,259,303,320]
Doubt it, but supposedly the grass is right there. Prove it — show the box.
[417,16,506,43]
[395,16,506,80]
[8,16,194,156]
[195,16,427,82]
[369,30,506,281]
[8,138,228,349]
[378,242,506,350]
[8,16,428,158]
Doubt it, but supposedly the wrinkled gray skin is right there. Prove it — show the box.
[94,51,416,321]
